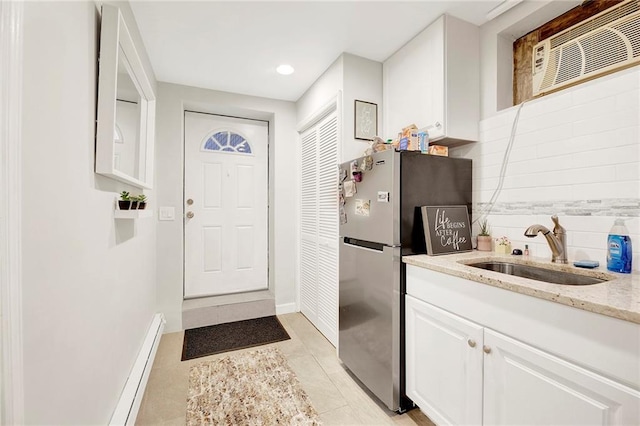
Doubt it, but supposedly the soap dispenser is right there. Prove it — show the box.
[607,219,632,273]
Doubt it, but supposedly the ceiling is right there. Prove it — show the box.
[130,1,508,102]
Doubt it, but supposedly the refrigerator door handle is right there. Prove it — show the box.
[342,237,400,251]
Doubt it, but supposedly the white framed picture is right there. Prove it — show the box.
[354,100,377,141]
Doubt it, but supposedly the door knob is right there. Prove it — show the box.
[483,345,492,354]
[186,211,194,219]
[468,339,476,348]
[186,198,194,205]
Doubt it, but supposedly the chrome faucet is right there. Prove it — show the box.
[524,215,568,264]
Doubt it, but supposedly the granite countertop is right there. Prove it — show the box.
[403,251,640,324]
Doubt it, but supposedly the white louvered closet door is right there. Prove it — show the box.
[300,128,318,326]
[299,110,339,346]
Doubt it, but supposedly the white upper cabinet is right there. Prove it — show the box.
[383,15,480,146]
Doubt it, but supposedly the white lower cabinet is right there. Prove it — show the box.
[483,329,640,426]
[406,295,483,425]
[406,278,640,426]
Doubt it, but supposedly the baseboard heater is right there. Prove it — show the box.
[110,313,166,425]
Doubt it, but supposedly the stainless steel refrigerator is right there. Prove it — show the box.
[338,149,472,412]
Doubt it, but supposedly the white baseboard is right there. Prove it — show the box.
[276,302,297,315]
[110,313,165,426]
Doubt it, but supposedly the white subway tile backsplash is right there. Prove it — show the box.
[615,88,640,111]
[624,217,640,234]
[537,185,575,201]
[473,164,501,179]
[567,126,634,153]
[529,154,576,172]
[500,174,525,190]
[474,189,497,204]
[527,170,571,188]
[479,108,518,132]
[571,68,640,105]
[519,97,611,135]
[615,163,639,181]
[615,125,640,147]
[510,185,572,202]
[473,70,639,263]
[537,138,581,157]
[572,231,608,250]
[575,216,636,232]
[572,144,639,169]
[572,107,639,138]
[481,151,509,167]
[519,92,572,120]
[480,125,512,143]
[506,145,537,163]
[572,181,640,200]
[475,176,499,192]
[491,214,538,228]
[515,122,574,148]
[565,95,616,123]
[565,165,617,185]
[479,138,510,155]
[506,159,538,176]
[570,247,605,264]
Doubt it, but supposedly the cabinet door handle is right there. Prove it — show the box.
[467,339,476,348]
[186,211,195,219]
[483,345,492,354]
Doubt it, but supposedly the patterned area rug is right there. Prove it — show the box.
[186,347,321,425]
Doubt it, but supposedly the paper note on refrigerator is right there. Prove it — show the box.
[355,199,370,216]
[344,180,357,197]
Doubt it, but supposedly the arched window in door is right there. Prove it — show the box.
[202,130,252,154]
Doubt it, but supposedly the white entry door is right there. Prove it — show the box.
[184,111,268,298]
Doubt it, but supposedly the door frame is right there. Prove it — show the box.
[182,109,271,299]
[0,0,25,423]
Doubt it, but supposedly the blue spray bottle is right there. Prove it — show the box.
[607,219,632,273]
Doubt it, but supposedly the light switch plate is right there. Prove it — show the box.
[158,206,175,221]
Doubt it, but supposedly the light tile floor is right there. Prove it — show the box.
[136,312,435,425]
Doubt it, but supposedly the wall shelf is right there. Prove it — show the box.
[114,209,152,219]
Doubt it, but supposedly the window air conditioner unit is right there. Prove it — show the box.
[532,0,640,97]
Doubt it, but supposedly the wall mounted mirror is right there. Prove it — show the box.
[96,4,155,189]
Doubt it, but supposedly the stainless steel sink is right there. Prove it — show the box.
[467,261,607,285]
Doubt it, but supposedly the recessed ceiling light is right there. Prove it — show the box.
[276,64,295,75]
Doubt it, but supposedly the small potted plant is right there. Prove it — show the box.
[136,194,147,210]
[119,191,131,210]
[477,219,492,251]
[495,236,511,255]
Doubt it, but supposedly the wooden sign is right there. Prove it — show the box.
[421,206,472,255]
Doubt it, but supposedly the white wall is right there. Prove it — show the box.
[20,1,157,424]
[296,53,382,162]
[452,68,640,270]
[155,82,298,332]
[296,55,343,126]
[341,53,383,162]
